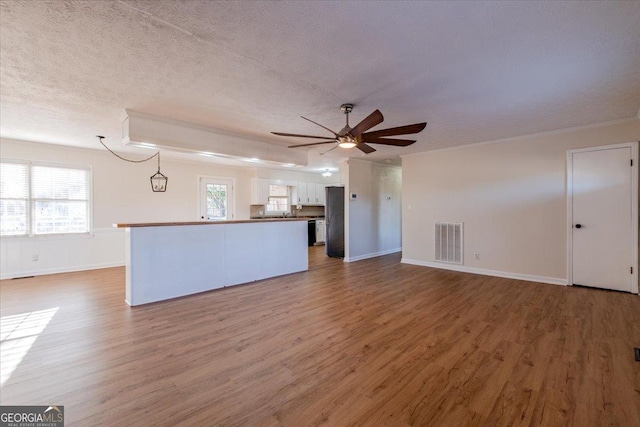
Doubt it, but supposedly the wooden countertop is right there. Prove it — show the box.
[114,218,308,228]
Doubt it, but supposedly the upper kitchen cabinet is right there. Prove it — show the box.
[251,178,270,205]
[307,183,317,204]
[297,181,308,204]
[315,183,326,205]
[297,181,328,205]
[294,181,339,205]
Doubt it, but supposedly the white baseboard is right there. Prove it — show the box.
[400,258,567,286]
[1,262,124,280]
[344,247,402,263]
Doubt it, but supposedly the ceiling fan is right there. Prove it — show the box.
[271,104,427,154]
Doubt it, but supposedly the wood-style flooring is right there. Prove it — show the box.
[1,247,639,426]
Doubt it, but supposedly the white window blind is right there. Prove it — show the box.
[0,160,91,236]
[266,184,289,213]
[0,162,29,236]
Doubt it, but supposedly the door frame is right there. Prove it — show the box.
[198,175,236,221]
[566,142,639,294]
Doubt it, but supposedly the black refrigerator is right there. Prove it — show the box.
[325,186,345,258]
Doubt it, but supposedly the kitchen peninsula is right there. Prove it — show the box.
[115,218,308,306]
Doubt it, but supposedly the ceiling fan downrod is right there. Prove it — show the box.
[340,103,353,128]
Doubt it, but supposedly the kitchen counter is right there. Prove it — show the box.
[119,219,308,306]
[249,216,324,220]
[114,218,307,228]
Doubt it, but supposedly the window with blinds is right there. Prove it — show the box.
[266,184,289,213]
[0,160,91,236]
[0,162,29,236]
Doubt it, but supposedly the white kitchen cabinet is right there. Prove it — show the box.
[296,181,331,205]
[315,220,325,243]
[315,183,326,205]
[297,181,308,204]
[307,183,316,204]
[251,178,270,205]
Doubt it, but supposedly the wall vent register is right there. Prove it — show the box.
[435,222,463,264]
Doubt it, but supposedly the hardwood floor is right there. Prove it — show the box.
[1,247,639,426]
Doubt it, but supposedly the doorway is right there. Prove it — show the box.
[567,143,638,293]
[199,177,234,221]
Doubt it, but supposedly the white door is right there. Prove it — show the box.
[569,144,637,292]
[200,178,234,221]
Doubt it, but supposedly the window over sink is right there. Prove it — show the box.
[266,184,289,214]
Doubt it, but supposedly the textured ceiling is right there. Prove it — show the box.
[1,0,639,171]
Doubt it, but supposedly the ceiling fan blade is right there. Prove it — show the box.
[361,137,416,147]
[272,132,335,140]
[288,140,337,148]
[356,143,376,154]
[363,122,427,138]
[300,116,339,137]
[349,110,384,138]
[320,145,339,155]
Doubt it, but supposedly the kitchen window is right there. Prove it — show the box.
[266,184,289,213]
[0,160,91,236]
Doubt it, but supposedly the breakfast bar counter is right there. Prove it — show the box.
[115,219,308,306]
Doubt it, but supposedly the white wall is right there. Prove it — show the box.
[0,138,253,278]
[346,159,402,262]
[401,119,640,284]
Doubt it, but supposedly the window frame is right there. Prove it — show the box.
[0,158,93,238]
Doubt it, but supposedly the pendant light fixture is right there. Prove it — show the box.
[150,152,168,192]
[97,136,168,192]
[322,169,333,177]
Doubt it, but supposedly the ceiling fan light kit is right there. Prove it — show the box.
[338,139,357,149]
[272,104,427,154]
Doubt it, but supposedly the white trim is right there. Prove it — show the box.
[401,117,639,158]
[0,262,124,280]
[344,247,402,263]
[566,142,639,294]
[401,258,567,286]
[1,227,122,241]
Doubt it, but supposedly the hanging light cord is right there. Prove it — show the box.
[96,135,158,163]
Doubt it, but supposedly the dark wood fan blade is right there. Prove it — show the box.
[272,132,334,140]
[356,143,376,154]
[300,116,339,137]
[288,140,337,148]
[362,122,427,138]
[360,137,416,147]
[320,145,339,155]
[349,110,384,138]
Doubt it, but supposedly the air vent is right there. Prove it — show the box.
[435,222,463,264]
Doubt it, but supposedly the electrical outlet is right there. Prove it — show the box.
[474,253,480,260]
[32,255,39,262]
